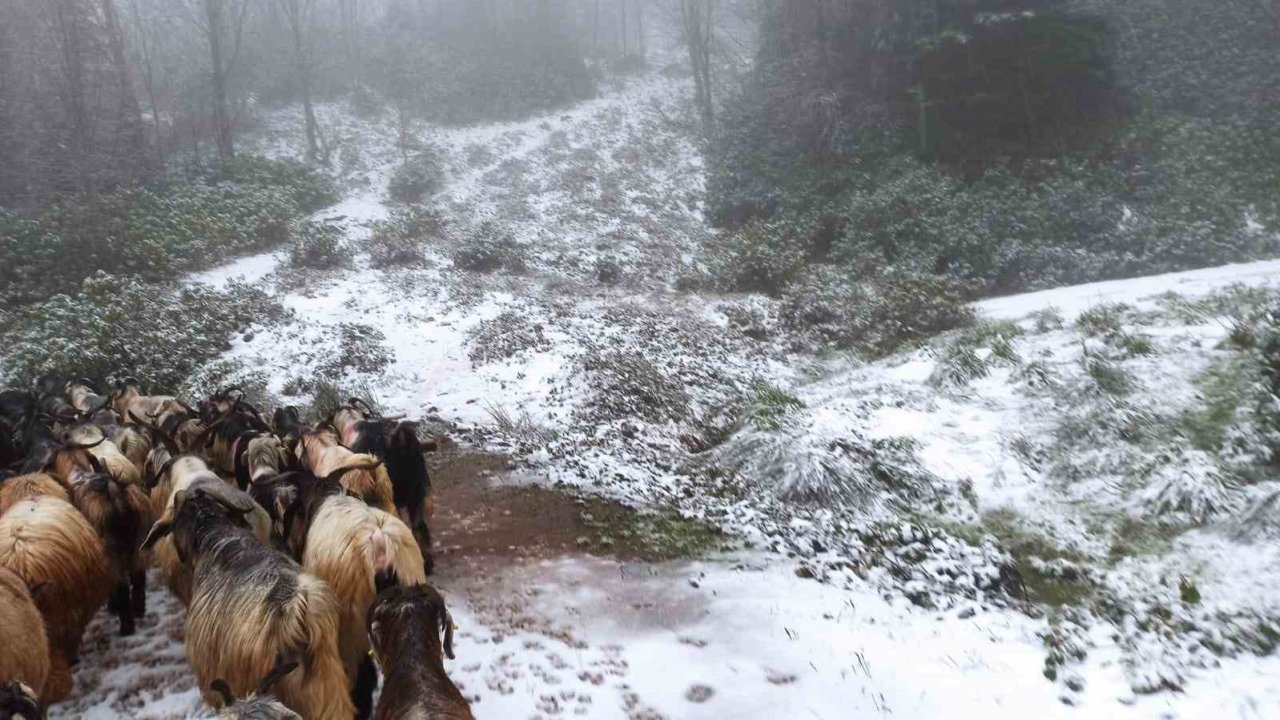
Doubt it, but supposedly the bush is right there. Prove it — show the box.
[367,207,447,267]
[579,349,691,424]
[468,311,551,364]
[201,155,338,211]
[317,323,395,378]
[451,222,528,273]
[778,265,974,356]
[287,219,348,269]
[387,150,447,204]
[1,273,286,391]
[0,157,334,308]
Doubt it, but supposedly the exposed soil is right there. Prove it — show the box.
[427,447,726,571]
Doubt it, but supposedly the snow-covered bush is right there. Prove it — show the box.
[1130,446,1240,524]
[578,349,690,424]
[467,311,551,364]
[317,323,395,378]
[200,155,338,212]
[594,257,621,285]
[387,149,446,203]
[0,172,315,306]
[451,221,527,273]
[367,208,447,267]
[778,265,973,356]
[1,273,286,391]
[287,219,348,269]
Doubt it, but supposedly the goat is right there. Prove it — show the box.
[253,472,426,718]
[196,407,285,489]
[368,584,473,720]
[110,379,194,434]
[64,379,110,416]
[331,401,435,573]
[211,659,303,720]
[0,474,68,517]
[297,426,395,514]
[271,407,304,455]
[64,424,142,486]
[141,489,355,719]
[0,568,49,713]
[48,427,151,634]
[0,682,42,720]
[148,455,271,606]
[0,495,112,703]
[384,421,435,574]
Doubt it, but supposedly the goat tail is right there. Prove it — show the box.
[277,574,355,720]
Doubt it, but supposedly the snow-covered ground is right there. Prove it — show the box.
[58,66,1280,718]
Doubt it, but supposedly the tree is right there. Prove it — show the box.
[181,0,251,161]
[680,0,715,132]
[271,0,322,161]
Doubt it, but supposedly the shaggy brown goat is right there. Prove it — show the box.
[110,380,194,435]
[0,495,112,703]
[0,568,49,712]
[253,472,426,718]
[0,473,68,516]
[148,456,271,606]
[51,428,152,635]
[142,489,355,719]
[297,427,395,514]
[368,584,473,720]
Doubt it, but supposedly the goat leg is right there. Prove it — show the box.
[111,581,135,637]
[130,568,147,619]
[352,655,379,720]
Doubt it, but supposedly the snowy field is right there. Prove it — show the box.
[55,70,1280,718]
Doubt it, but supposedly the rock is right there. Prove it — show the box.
[685,685,715,703]
[1064,674,1086,692]
[794,565,816,579]
[957,607,976,619]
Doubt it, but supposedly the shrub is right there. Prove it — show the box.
[468,311,551,364]
[745,380,805,431]
[451,222,528,273]
[0,157,333,308]
[201,155,338,211]
[595,257,622,285]
[579,349,690,424]
[1,273,286,391]
[287,219,348,269]
[317,323,395,378]
[387,150,446,203]
[778,265,974,356]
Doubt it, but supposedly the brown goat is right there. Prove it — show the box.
[254,472,426,717]
[297,427,395,513]
[0,496,112,703]
[0,567,50,710]
[148,456,271,606]
[143,489,355,719]
[368,584,473,720]
[0,473,68,516]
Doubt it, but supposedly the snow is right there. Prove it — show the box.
[977,257,1280,320]
[54,54,1280,719]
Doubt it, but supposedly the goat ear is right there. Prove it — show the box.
[209,679,235,707]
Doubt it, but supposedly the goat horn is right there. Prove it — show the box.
[77,378,99,393]
[195,482,258,515]
[259,655,300,695]
[442,609,456,660]
[323,459,382,484]
[349,397,379,419]
[62,433,107,451]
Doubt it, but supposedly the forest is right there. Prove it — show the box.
[2,0,1280,718]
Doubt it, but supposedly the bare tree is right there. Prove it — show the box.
[180,0,251,160]
[680,0,715,132]
[271,0,322,161]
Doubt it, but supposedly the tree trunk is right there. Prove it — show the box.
[100,0,149,171]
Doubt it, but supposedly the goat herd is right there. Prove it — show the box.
[0,378,475,719]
